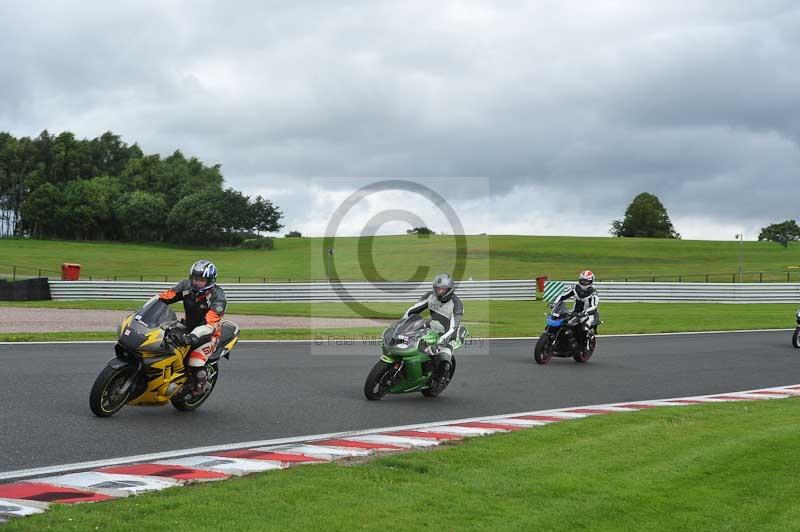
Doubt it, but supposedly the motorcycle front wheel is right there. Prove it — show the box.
[534,333,554,365]
[364,361,393,400]
[792,327,800,348]
[89,365,135,417]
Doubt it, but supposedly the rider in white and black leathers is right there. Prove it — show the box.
[403,273,463,379]
[552,270,599,347]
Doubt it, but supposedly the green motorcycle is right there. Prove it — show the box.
[363,314,465,400]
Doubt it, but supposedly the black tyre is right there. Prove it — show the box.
[533,334,553,365]
[89,365,135,417]
[171,365,219,412]
[421,356,456,398]
[793,327,800,349]
[364,361,393,400]
[574,335,596,363]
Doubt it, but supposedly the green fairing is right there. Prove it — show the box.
[367,315,467,398]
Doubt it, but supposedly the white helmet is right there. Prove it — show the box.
[576,270,594,297]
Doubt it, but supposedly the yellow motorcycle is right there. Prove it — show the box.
[89,297,240,417]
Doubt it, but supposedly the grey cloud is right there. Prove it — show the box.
[1,1,799,235]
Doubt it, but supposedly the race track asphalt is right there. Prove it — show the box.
[1,330,798,472]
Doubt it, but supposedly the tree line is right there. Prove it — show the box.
[611,192,798,247]
[0,130,283,245]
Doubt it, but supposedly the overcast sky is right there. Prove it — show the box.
[2,1,798,240]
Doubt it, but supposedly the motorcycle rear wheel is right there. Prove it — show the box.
[89,365,135,417]
[574,335,596,363]
[171,365,219,411]
[792,327,800,349]
[421,356,456,397]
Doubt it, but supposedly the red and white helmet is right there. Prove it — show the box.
[578,270,594,287]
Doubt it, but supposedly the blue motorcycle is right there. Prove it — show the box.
[533,302,596,364]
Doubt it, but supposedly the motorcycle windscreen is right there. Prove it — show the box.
[551,301,570,315]
[384,315,427,347]
[134,299,177,328]
[393,315,427,337]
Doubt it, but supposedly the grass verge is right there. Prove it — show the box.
[0,301,796,341]
[2,235,800,282]
[7,398,800,531]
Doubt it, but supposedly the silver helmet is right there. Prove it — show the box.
[432,273,455,302]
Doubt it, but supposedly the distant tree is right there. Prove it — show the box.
[758,220,800,247]
[52,131,93,183]
[166,188,230,245]
[178,157,224,197]
[251,196,284,234]
[119,154,169,194]
[610,193,680,239]
[2,129,283,245]
[218,188,254,233]
[88,131,143,177]
[115,191,168,241]
[0,133,37,234]
[406,226,435,235]
[62,176,121,240]
[19,183,66,238]
[285,230,302,238]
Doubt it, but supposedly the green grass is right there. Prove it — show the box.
[0,301,795,341]
[9,398,800,531]
[0,328,378,343]
[2,235,800,282]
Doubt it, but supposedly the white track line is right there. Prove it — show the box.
[0,328,794,346]
[4,383,798,482]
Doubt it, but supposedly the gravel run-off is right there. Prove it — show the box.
[0,307,392,333]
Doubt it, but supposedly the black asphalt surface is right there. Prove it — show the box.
[1,331,798,472]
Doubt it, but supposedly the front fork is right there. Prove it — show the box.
[106,357,142,396]
[379,356,405,386]
[546,327,561,350]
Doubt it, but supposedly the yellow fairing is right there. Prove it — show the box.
[117,314,134,336]
[128,346,191,405]
[140,329,165,348]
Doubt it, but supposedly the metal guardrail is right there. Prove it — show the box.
[48,280,538,302]
[44,279,800,303]
[547,281,800,303]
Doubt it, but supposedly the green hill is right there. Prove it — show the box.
[1,235,799,282]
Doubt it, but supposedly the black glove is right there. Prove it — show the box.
[175,333,199,347]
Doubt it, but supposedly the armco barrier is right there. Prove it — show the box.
[48,280,538,302]
[48,280,800,303]
[545,281,800,303]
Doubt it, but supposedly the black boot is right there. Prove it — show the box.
[436,360,452,383]
[192,366,210,396]
[583,327,595,353]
